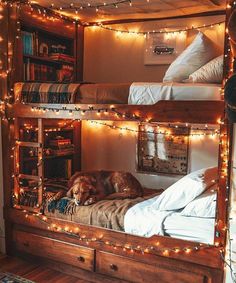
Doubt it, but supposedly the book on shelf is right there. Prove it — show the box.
[49,138,71,148]
[22,31,38,56]
[50,145,75,156]
[65,159,72,179]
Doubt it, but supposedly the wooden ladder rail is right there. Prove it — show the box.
[13,118,44,212]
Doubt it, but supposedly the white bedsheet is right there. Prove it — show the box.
[124,196,215,244]
[128,82,222,105]
[163,213,215,245]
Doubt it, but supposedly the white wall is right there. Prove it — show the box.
[84,15,225,83]
[0,122,5,254]
[81,121,219,189]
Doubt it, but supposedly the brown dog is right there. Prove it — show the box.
[66,170,143,206]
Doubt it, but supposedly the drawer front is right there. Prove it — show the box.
[97,251,205,283]
[14,230,95,271]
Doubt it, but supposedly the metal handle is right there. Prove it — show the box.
[110,264,118,271]
[77,256,85,262]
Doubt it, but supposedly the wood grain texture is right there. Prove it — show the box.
[0,256,92,283]
[96,251,205,283]
[6,208,223,270]
[13,230,95,272]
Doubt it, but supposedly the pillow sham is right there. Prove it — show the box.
[151,166,218,211]
[163,32,220,82]
[180,184,217,218]
[186,55,223,83]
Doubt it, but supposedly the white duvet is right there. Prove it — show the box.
[124,195,173,237]
[128,82,222,105]
[124,195,215,244]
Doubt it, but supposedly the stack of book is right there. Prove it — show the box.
[49,138,75,156]
[49,53,75,64]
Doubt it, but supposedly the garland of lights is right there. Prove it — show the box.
[17,208,222,257]
[96,21,225,36]
[50,0,133,13]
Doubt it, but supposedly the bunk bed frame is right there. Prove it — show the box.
[1,1,234,282]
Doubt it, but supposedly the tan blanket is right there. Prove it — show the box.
[45,193,159,231]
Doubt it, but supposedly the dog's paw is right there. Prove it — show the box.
[84,197,96,206]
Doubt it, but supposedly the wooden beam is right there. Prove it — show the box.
[6,101,225,124]
[88,10,226,26]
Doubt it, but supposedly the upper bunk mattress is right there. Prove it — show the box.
[14,82,222,105]
[128,82,222,105]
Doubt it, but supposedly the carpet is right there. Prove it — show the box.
[0,272,35,283]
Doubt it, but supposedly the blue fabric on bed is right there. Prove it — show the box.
[47,197,71,214]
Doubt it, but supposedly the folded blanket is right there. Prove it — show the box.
[16,82,80,103]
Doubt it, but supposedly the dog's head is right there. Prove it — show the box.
[67,175,97,205]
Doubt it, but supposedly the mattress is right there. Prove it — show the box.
[163,213,215,245]
[128,82,222,105]
[14,82,222,105]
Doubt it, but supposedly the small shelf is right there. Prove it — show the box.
[23,54,74,66]
[22,152,76,162]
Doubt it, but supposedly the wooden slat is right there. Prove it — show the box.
[37,119,43,207]
[14,118,20,206]
[18,174,41,181]
[6,101,225,124]
[17,141,41,148]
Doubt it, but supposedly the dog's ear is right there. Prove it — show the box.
[89,185,97,194]
[66,186,74,198]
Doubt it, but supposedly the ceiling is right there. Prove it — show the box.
[32,0,227,22]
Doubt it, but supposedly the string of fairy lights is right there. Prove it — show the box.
[12,208,223,258]
[95,21,225,36]
[50,0,133,13]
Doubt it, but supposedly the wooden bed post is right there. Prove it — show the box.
[37,118,44,208]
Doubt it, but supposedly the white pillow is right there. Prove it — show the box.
[186,55,223,83]
[151,166,218,211]
[180,184,217,218]
[163,32,220,82]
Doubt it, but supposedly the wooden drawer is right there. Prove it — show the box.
[14,230,95,271]
[96,251,206,283]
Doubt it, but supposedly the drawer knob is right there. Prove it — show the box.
[77,256,85,262]
[23,242,29,247]
[110,264,118,271]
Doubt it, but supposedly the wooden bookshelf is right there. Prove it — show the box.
[14,118,81,209]
[16,7,83,83]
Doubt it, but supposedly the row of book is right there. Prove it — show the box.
[23,60,74,82]
[23,60,56,81]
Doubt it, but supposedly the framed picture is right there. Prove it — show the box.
[137,124,190,175]
[144,31,187,65]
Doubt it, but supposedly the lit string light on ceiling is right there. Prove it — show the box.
[94,20,225,36]
[50,0,133,13]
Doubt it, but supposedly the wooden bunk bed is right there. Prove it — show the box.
[0,1,234,282]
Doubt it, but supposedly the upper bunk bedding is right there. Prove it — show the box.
[14,81,222,105]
